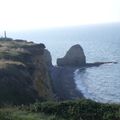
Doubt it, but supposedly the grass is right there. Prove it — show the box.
[0,99,120,120]
[0,38,32,60]
[0,107,64,120]
[28,99,120,120]
[0,60,25,68]
[0,39,32,65]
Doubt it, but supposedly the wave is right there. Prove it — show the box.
[74,68,120,103]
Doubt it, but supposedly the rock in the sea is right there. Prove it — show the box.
[57,44,86,67]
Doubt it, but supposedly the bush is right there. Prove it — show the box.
[28,99,120,120]
[0,110,13,120]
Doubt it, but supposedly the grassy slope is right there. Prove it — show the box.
[0,108,64,120]
[0,99,120,120]
[0,38,32,67]
[0,38,36,104]
[28,99,120,120]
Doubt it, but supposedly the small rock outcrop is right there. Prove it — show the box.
[57,44,86,67]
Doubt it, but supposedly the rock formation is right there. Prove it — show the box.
[31,44,53,100]
[0,38,116,104]
[0,38,54,104]
[57,44,86,67]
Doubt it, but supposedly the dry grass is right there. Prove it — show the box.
[0,60,25,68]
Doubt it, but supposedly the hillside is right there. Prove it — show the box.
[0,38,53,105]
[0,99,120,120]
[0,38,120,120]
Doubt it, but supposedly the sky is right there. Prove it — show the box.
[0,0,120,31]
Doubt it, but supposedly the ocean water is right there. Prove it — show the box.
[8,23,120,103]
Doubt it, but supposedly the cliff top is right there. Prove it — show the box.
[0,37,46,68]
[0,37,53,105]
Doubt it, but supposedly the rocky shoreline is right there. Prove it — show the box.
[52,44,117,100]
[50,61,117,100]
[50,66,84,100]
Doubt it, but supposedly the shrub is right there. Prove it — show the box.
[28,99,120,120]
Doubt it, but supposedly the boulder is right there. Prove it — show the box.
[57,44,86,67]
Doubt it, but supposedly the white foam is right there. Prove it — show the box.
[74,68,120,103]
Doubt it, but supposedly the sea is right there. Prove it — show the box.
[8,23,120,103]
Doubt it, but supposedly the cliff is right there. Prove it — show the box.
[0,38,116,104]
[0,38,53,104]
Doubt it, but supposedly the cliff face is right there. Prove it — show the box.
[30,46,53,99]
[0,38,53,104]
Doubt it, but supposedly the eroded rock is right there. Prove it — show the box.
[57,44,86,67]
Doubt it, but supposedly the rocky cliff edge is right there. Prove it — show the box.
[0,38,53,104]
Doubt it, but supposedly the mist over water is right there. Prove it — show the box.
[8,23,120,103]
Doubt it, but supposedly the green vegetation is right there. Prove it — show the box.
[0,99,120,120]
[0,37,32,62]
[0,108,63,120]
[28,99,120,120]
[0,38,37,105]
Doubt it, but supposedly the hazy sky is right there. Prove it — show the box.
[0,0,120,31]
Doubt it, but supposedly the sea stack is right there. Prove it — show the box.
[57,44,86,67]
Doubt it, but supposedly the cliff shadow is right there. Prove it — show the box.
[50,66,86,100]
